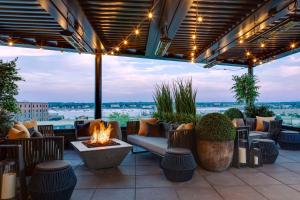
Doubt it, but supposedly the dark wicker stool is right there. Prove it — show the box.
[161,148,197,182]
[278,130,300,150]
[29,160,77,200]
[252,139,279,164]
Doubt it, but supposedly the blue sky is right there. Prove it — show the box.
[0,46,299,102]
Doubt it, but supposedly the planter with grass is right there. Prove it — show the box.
[196,113,235,172]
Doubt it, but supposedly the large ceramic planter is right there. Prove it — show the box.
[197,140,234,172]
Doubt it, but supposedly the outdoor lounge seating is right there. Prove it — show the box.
[278,130,300,150]
[126,121,197,158]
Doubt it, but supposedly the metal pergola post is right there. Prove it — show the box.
[95,52,102,119]
[248,65,253,76]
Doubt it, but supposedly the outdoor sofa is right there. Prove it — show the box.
[125,121,197,158]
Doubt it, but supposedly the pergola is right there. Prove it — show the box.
[0,0,300,118]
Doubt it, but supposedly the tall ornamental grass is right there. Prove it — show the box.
[153,83,173,116]
[173,78,197,116]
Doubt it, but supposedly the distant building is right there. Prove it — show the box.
[15,102,49,121]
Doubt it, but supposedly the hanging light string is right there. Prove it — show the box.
[191,0,203,63]
[106,0,162,55]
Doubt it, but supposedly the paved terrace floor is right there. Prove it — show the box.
[66,147,300,200]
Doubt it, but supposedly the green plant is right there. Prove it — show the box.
[173,78,197,115]
[224,108,244,120]
[0,110,13,137]
[196,113,235,141]
[108,112,130,127]
[153,83,173,116]
[245,105,275,118]
[153,112,201,124]
[232,73,259,107]
[0,58,23,113]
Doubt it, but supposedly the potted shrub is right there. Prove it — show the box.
[196,113,235,172]
[224,108,244,120]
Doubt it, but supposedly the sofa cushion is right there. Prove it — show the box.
[127,135,168,155]
[23,119,38,131]
[14,123,31,137]
[7,128,30,139]
[138,118,158,136]
[256,116,275,131]
[249,131,269,142]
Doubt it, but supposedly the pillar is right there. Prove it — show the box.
[95,52,102,119]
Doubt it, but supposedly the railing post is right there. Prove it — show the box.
[248,64,253,76]
[95,52,102,119]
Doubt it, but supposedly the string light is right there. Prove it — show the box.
[260,43,265,48]
[259,61,263,65]
[197,16,203,22]
[115,47,120,52]
[8,41,13,46]
[246,51,251,56]
[192,34,196,40]
[191,52,194,57]
[191,57,195,63]
[135,29,140,35]
[291,43,296,49]
[123,40,128,45]
[193,45,197,50]
[110,51,114,55]
[148,12,153,19]
[239,39,244,44]
[253,58,257,63]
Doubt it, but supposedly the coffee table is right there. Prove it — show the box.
[71,138,132,169]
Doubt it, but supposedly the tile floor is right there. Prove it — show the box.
[66,147,300,200]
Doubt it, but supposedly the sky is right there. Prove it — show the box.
[0,46,300,102]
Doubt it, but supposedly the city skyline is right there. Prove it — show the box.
[0,46,300,102]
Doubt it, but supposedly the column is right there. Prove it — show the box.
[95,52,102,119]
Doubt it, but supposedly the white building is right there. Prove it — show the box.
[15,102,49,121]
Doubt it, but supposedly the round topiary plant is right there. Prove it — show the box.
[197,112,235,141]
[224,108,244,120]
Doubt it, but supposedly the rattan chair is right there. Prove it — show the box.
[38,125,54,136]
[6,136,64,176]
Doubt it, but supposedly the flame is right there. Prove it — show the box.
[90,122,112,144]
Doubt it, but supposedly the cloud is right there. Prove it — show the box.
[0,46,61,57]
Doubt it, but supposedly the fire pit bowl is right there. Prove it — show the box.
[71,138,132,169]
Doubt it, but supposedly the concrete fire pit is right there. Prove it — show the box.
[71,138,132,169]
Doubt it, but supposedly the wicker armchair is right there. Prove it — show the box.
[37,125,54,136]
[6,136,64,176]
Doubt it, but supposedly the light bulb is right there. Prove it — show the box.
[148,12,153,19]
[246,51,251,56]
[260,43,265,48]
[115,47,120,51]
[8,41,13,46]
[124,40,128,45]
[191,52,194,56]
[239,39,244,44]
[253,58,257,63]
[291,43,296,48]
[110,51,114,55]
[193,45,197,50]
[135,29,140,35]
[197,16,203,22]
[192,34,196,40]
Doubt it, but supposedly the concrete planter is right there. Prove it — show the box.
[197,140,234,172]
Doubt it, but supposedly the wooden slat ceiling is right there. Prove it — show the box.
[168,0,266,58]
[79,0,153,54]
[0,0,73,50]
[0,0,299,68]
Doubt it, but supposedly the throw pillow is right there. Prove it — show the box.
[184,123,193,130]
[256,116,275,131]
[23,119,38,131]
[27,127,35,136]
[263,121,270,132]
[145,122,162,137]
[138,118,158,136]
[7,128,30,139]
[31,130,43,138]
[176,123,186,130]
[232,118,245,128]
[13,123,31,137]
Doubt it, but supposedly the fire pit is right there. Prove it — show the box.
[71,121,132,169]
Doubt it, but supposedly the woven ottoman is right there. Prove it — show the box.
[29,160,77,200]
[161,148,196,182]
[278,130,300,150]
[252,139,279,164]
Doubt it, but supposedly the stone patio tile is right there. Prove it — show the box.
[205,172,245,187]
[96,174,135,188]
[68,159,83,168]
[136,188,179,200]
[275,155,297,163]
[173,172,212,188]
[215,185,267,200]
[95,165,135,176]
[76,175,100,189]
[176,187,222,200]
[229,167,259,175]
[136,165,163,176]
[289,184,300,192]
[197,167,215,176]
[258,164,289,173]
[91,189,135,200]
[267,171,300,184]
[71,189,95,200]
[279,162,300,173]
[136,175,174,188]
[135,153,161,166]
[254,185,300,200]
[236,172,282,186]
